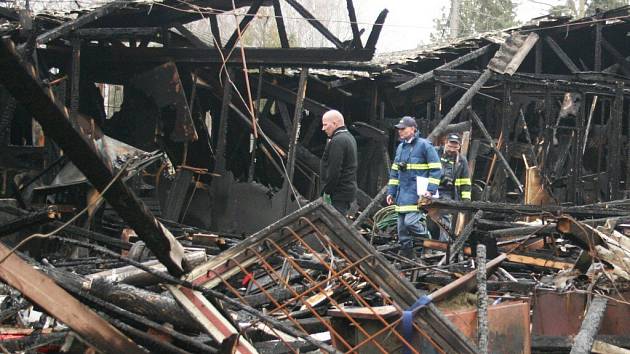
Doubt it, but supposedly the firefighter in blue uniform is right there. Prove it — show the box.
[433,133,472,241]
[386,117,442,260]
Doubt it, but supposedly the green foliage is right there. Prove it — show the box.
[431,0,519,44]
[549,0,628,18]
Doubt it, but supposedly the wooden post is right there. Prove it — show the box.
[285,67,308,183]
[215,68,234,174]
[609,83,624,199]
[594,22,602,72]
[70,38,81,122]
[476,244,489,354]
[535,40,542,74]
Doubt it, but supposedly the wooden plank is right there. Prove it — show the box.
[570,296,608,354]
[430,254,506,302]
[544,36,580,73]
[503,33,539,75]
[505,254,573,270]
[0,243,143,354]
[592,340,630,354]
[168,285,259,354]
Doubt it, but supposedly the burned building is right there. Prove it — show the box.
[0,1,629,353]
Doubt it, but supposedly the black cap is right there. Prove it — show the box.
[394,116,417,129]
[447,133,461,144]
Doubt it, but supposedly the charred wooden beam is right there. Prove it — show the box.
[427,199,629,218]
[397,44,494,91]
[570,296,608,354]
[36,0,129,44]
[209,14,222,47]
[73,27,161,40]
[0,38,187,275]
[286,68,308,183]
[224,0,263,52]
[602,38,630,78]
[544,36,580,73]
[345,0,362,48]
[469,108,523,193]
[66,46,380,69]
[31,246,204,332]
[535,40,542,74]
[260,78,330,116]
[284,0,344,48]
[69,38,81,119]
[272,0,290,48]
[215,68,234,174]
[609,84,624,199]
[594,23,602,71]
[449,210,483,263]
[0,208,54,238]
[0,244,143,353]
[365,9,388,50]
[427,70,493,141]
[172,23,209,49]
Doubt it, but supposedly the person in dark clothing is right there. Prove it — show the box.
[320,110,358,215]
[431,133,472,241]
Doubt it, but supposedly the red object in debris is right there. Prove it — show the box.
[242,273,253,286]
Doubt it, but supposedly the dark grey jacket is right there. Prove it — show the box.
[320,126,357,202]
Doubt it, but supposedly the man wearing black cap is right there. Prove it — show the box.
[386,116,442,260]
[432,133,472,241]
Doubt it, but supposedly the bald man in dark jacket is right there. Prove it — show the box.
[320,110,357,215]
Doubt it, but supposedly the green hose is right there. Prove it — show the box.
[372,205,397,234]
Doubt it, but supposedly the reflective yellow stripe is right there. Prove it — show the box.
[395,205,419,213]
[427,162,442,169]
[391,163,399,171]
[388,179,399,185]
[428,178,440,185]
[407,163,428,170]
[455,178,471,186]
[461,191,471,199]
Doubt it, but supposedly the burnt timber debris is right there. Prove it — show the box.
[1,1,630,353]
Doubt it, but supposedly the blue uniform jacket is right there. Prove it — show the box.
[387,134,442,213]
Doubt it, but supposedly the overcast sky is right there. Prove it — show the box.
[355,0,564,53]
